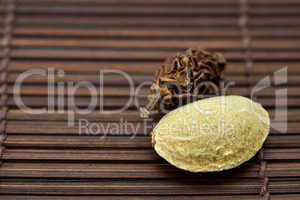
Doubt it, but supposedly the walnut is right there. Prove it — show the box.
[140,48,226,118]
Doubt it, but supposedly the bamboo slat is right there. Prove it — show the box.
[6,110,299,122]
[1,162,300,178]
[0,195,300,200]
[4,135,300,148]
[0,178,299,195]
[6,85,300,97]
[0,179,263,195]
[4,121,300,134]
[4,96,299,109]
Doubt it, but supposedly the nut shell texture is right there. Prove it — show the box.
[152,95,270,172]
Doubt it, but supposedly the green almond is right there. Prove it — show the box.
[152,95,270,172]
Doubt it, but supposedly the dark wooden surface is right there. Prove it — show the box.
[1,0,300,199]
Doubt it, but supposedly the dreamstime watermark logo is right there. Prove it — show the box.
[251,67,288,132]
[14,68,141,124]
[78,118,153,138]
[12,67,288,137]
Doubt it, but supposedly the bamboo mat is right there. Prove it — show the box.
[0,0,300,199]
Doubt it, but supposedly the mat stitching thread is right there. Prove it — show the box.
[239,1,270,199]
[239,0,253,97]
[259,149,270,200]
[0,0,15,164]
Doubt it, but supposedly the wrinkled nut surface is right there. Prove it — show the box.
[141,48,226,118]
[152,95,270,172]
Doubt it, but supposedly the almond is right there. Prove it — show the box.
[152,95,270,172]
